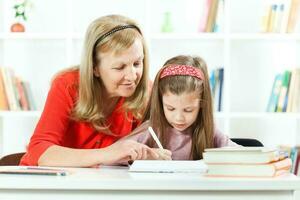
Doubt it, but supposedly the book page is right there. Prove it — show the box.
[129,160,207,173]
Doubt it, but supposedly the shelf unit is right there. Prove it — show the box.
[0,0,299,156]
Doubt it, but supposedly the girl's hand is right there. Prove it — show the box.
[100,140,159,165]
[148,148,172,160]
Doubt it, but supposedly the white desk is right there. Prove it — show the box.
[0,166,300,200]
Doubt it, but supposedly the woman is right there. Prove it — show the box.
[20,15,171,167]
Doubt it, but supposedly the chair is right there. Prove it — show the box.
[0,152,25,166]
[230,138,263,147]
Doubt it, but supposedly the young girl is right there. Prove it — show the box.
[126,55,238,160]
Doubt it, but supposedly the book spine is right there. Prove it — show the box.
[198,0,212,32]
[0,68,9,110]
[287,0,300,33]
[267,74,282,112]
[277,70,291,112]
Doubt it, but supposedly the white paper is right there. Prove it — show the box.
[129,160,207,173]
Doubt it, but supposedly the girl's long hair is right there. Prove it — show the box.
[145,55,214,159]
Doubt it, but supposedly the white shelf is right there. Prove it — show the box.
[0,33,69,40]
[229,33,300,40]
[228,112,300,119]
[0,111,41,117]
[215,112,300,120]
[0,0,300,156]
[150,33,225,40]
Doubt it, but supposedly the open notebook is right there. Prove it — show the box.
[129,160,207,173]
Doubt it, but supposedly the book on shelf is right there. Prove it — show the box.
[261,0,300,33]
[267,68,300,112]
[22,81,36,111]
[213,0,223,32]
[205,0,219,32]
[277,70,291,112]
[287,0,300,33]
[0,68,9,110]
[279,145,300,175]
[209,67,224,112]
[129,160,207,173]
[198,0,223,33]
[267,73,282,112]
[204,147,292,177]
[286,69,300,112]
[0,67,35,111]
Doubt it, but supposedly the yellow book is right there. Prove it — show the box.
[287,0,300,33]
[267,4,277,32]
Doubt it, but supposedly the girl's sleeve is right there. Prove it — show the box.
[20,76,74,166]
[213,128,241,147]
[125,120,153,146]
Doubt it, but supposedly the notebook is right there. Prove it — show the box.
[129,160,207,173]
[0,166,69,176]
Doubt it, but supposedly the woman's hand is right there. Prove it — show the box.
[147,148,172,160]
[100,140,159,165]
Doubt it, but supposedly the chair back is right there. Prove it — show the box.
[230,138,263,147]
[0,152,25,166]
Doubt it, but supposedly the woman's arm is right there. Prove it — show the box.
[38,140,159,167]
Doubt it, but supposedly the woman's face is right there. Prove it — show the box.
[94,39,144,98]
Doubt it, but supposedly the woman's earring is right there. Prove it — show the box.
[93,67,100,77]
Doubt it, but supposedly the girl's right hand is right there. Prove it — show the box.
[149,148,172,160]
[100,140,159,165]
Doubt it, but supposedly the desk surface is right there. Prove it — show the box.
[1,166,300,191]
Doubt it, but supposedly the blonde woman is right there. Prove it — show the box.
[20,15,171,167]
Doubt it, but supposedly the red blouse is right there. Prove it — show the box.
[20,70,140,166]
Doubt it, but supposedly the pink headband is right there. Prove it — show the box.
[160,65,204,80]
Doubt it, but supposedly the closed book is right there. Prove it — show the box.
[286,69,298,112]
[203,147,288,164]
[198,0,212,32]
[277,70,291,112]
[217,68,224,111]
[206,158,292,177]
[0,68,9,110]
[267,73,282,112]
[203,150,288,164]
[287,0,300,33]
[205,0,219,32]
[290,69,300,112]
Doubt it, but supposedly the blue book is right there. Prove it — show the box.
[267,74,282,112]
[217,68,224,112]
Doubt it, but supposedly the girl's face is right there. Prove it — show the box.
[94,38,144,98]
[162,90,200,132]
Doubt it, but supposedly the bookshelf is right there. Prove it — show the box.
[0,0,299,156]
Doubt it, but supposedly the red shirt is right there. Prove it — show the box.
[20,70,140,166]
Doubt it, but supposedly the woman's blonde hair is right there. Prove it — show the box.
[145,55,214,160]
[71,15,149,132]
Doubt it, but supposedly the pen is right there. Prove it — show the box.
[148,126,164,149]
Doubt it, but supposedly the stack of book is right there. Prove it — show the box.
[203,147,292,177]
